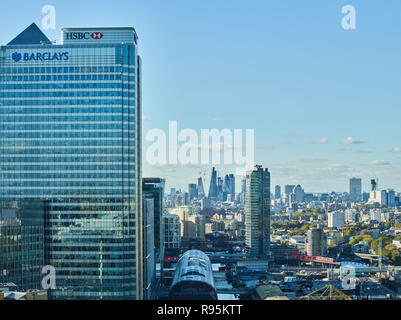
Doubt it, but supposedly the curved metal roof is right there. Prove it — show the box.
[171,249,215,289]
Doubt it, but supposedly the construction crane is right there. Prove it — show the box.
[297,284,353,300]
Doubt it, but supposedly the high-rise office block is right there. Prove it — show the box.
[306,227,326,256]
[371,179,377,191]
[143,179,165,249]
[200,197,210,210]
[188,183,198,201]
[345,209,358,224]
[369,189,396,208]
[169,206,192,239]
[0,200,45,290]
[187,215,207,240]
[142,198,155,300]
[163,214,181,250]
[241,178,246,194]
[284,185,295,204]
[0,24,141,299]
[208,167,217,199]
[369,190,387,206]
[217,176,223,201]
[197,177,205,198]
[183,192,190,205]
[228,174,235,199]
[385,189,396,208]
[328,211,345,228]
[142,178,165,299]
[274,185,281,199]
[284,185,295,196]
[293,184,304,203]
[349,178,362,202]
[222,175,231,201]
[245,165,271,257]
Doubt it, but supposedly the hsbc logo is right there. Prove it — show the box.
[65,32,104,40]
[91,32,103,39]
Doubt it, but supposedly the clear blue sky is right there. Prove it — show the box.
[1,0,401,193]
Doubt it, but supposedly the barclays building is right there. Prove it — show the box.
[0,23,142,299]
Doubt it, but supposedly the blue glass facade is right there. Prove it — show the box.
[0,200,45,291]
[0,27,141,299]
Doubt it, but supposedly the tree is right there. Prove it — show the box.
[349,235,364,245]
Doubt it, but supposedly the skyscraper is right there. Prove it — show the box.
[188,183,198,201]
[163,214,181,250]
[245,165,271,257]
[328,211,345,228]
[0,24,141,299]
[222,175,231,201]
[142,197,155,300]
[228,174,235,199]
[284,185,295,204]
[197,177,205,198]
[307,227,326,256]
[293,185,304,203]
[208,167,217,199]
[241,178,246,194]
[217,176,223,201]
[349,178,362,202]
[371,179,377,191]
[274,185,281,199]
[142,177,165,297]
[284,185,295,196]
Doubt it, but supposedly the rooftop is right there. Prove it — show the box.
[7,23,51,46]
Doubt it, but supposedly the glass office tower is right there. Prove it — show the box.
[0,24,142,299]
[245,165,271,257]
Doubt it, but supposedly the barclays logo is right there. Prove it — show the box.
[12,52,22,62]
[11,51,69,62]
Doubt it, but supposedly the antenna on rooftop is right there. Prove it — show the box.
[40,40,56,45]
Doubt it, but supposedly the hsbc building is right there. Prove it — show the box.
[62,28,137,44]
[0,24,143,299]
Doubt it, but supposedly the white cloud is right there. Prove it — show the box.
[288,158,328,164]
[371,160,391,166]
[341,137,367,145]
[392,147,401,153]
[312,138,328,144]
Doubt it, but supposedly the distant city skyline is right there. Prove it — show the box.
[163,165,397,196]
